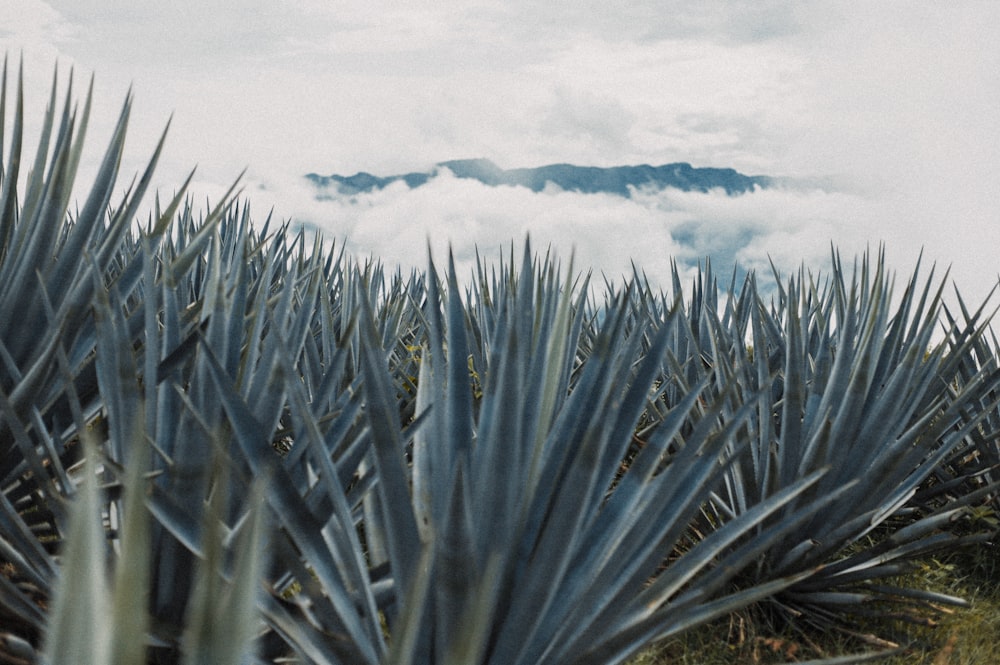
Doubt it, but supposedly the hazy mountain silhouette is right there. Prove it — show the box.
[306,158,775,198]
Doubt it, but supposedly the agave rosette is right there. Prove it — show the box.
[684,252,1000,641]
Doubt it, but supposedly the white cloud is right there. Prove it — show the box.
[0,1,997,309]
[265,172,890,297]
[0,0,72,49]
[280,172,685,285]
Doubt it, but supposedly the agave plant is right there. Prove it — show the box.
[0,55,185,653]
[219,245,858,664]
[661,251,1000,645]
[0,56,257,662]
[36,188,434,663]
[923,287,1000,517]
[6,56,1000,665]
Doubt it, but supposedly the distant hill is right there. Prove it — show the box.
[306,158,775,198]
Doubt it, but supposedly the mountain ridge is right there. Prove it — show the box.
[306,158,775,198]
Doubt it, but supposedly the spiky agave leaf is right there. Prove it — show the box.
[106,421,151,665]
[180,461,269,665]
[41,434,109,665]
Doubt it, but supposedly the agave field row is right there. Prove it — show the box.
[1,61,998,665]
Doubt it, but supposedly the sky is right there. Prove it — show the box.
[2,1,999,306]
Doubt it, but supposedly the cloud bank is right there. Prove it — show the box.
[255,169,880,296]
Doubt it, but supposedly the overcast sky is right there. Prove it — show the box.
[2,1,999,304]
